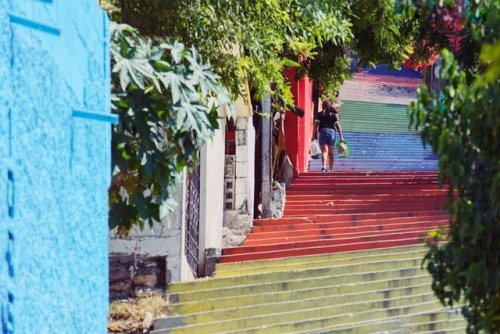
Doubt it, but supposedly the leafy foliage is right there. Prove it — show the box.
[304,0,415,95]
[104,0,415,102]
[350,0,413,69]
[109,23,233,233]
[105,0,351,104]
[408,1,500,332]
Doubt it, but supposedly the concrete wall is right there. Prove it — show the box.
[0,1,112,333]
[108,180,193,283]
[110,115,227,282]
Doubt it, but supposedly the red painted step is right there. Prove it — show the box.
[224,230,432,256]
[219,171,449,263]
[251,214,448,233]
[244,223,444,246]
[251,215,449,237]
[253,211,446,227]
[219,236,429,263]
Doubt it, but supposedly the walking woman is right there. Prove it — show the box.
[312,101,345,172]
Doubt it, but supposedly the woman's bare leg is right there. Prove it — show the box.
[321,144,329,170]
[328,146,335,171]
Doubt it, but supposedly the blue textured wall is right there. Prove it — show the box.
[0,1,114,333]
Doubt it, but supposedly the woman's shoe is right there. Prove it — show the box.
[321,167,327,173]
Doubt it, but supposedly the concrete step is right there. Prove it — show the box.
[288,176,443,185]
[311,163,439,172]
[282,206,445,217]
[165,283,434,320]
[157,290,441,333]
[337,101,414,134]
[166,280,433,314]
[219,236,430,263]
[287,183,444,191]
[254,212,447,227]
[153,300,460,334]
[215,245,428,277]
[296,172,439,177]
[169,272,433,304]
[244,222,444,246]
[299,309,465,334]
[253,213,448,230]
[284,199,447,210]
[250,216,447,235]
[259,310,465,334]
[169,255,426,294]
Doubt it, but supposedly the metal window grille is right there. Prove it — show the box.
[185,162,201,276]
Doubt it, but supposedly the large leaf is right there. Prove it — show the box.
[109,22,234,232]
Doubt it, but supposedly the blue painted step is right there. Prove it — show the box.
[341,132,437,160]
[350,64,422,78]
[310,131,438,171]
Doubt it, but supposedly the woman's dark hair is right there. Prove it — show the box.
[322,100,338,115]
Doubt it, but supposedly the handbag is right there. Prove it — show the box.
[309,139,321,156]
[336,139,350,157]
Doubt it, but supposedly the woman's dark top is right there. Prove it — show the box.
[315,111,339,129]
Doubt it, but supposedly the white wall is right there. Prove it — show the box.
[198,117,226,275]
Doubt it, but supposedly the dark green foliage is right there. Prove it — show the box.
[109,23,233,233]
[350,0,413,69]
[106,0,354,105]
[104,0,415,103]
[408,1,500,332]
[457,27,482,84]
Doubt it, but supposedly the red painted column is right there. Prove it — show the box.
[284,69,314,176]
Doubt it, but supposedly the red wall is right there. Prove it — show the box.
[284,69,314,176]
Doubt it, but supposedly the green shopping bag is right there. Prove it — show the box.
[336,139,350,158]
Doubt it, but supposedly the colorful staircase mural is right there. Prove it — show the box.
[310,71,437,172]
[153,71,465,333]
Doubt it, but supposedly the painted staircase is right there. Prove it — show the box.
[153,172,466,333]
[154,245,465,333]
[152,73,466,333]
[219,172,447,263]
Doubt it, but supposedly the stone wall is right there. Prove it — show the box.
[223,116,256,248]
[109,173,197,283]
[109,254,167,301]
[0,1,112,333]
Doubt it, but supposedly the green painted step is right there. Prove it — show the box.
[217,305,464,334]
[299,310,466,334]
[156,246,466,334]
[169,273,431,304]
[164,289,436,327]
[168,257,425,294]
[155,296,441,333]
[405,318,467,332]
[418,328,468,334]
[215,245,427,277]
[166,281,432,315]
[340,100,413,134]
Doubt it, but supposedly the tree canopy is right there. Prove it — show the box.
[104,0,415,102]
[408,1,500,332]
